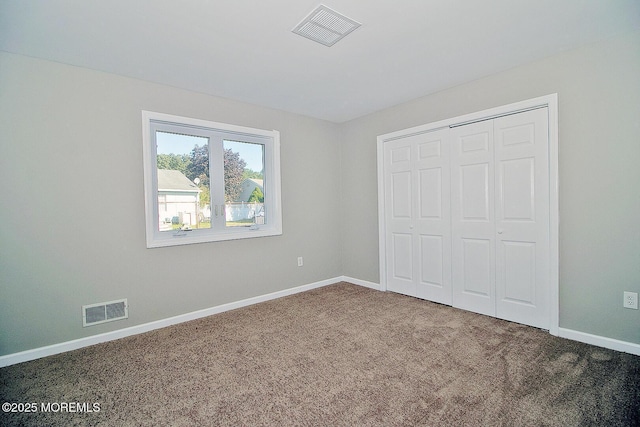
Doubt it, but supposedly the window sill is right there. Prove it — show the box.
[145,226,282,248]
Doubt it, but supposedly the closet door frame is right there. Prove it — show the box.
[377,94,559,336]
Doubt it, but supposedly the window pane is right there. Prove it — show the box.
[223,140,265,227]
[156,131,210,231]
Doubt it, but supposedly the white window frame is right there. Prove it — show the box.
[142,111,282,248]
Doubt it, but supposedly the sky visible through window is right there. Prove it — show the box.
[156,132,263,171]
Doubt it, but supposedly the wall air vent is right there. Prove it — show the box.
[292,4,361,47]
[82,299,128,327]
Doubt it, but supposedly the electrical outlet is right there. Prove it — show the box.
[623,291,638,310]
[297,257,304,267]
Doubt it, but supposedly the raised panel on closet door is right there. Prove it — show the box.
[494,108,550,329]
[450,120,496,317]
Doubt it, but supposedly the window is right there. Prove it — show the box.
[142,111,282,248]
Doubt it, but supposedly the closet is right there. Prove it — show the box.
[378,96,557,330]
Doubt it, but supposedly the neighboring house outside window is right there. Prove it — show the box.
[238,178,264,203]
[156,169,201,230]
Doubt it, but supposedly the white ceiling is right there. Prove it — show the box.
[1,0,639,122]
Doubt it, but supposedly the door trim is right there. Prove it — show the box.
[377,94,559,335]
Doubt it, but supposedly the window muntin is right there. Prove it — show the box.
[142,111,281,248]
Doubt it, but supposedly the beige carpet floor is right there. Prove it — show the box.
[1,282,639,426]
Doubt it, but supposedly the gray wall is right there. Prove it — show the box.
[0,52,343,355]
[1,29,639,357]
[340,29,640,345]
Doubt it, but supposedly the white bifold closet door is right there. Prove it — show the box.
[383,107,550,329]
[383,128,452,305]
[451,107,550,328]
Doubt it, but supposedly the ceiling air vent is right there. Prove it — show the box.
[292,4,361,47]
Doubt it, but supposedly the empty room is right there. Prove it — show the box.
[1,1,639,425]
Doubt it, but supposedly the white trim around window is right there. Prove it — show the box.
[142,111,282,248]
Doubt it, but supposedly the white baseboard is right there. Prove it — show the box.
[0,277,343,368]
[340,276,382,291]
[558,327,640,356]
